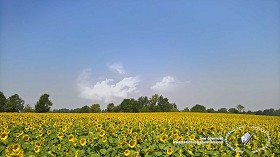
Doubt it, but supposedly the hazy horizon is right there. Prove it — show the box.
[1,1,279,111]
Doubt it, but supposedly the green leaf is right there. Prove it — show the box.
[100,149,106,155]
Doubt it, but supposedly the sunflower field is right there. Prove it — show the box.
[0,112,279,157]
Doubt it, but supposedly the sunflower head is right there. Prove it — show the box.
[34,146,40,153]
[57,132,64,139]
[47,130,52,135]
[23,134,29,141]
[0,132,8,140]
[128,140,137,148]
[134,151,139,157]
[99,130,105,137]
[102,136,107,143]
[6,150,24,157]
[13,143,21,152]
[160,135,168,143]
[167,147,173,155]
[80,138,87,146]
[68,134,74,142]
[124,149,130,156]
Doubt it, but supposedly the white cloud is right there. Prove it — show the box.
[151,76,190,92]
[108,63,126,74]
[77,69,139,103]
[151,76,176,91]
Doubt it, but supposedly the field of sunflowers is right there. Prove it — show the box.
[0,112,279,157]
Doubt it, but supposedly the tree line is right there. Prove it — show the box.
[0,91,279,116]
[0,91,52,113]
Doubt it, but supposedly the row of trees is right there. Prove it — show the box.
[53,94,179,113]
[0,91,52,113]
[1,91,279,116]
[181,104,280,116]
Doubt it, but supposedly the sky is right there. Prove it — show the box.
[0,0,279,111]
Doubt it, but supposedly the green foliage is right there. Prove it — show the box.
[22,104,35,112]
[217,108,228,113]
[190,104,206,112]
[182,107,189,112]
[6,94,24,112]
[228,108,239,113]
[0,91,7,112]
[206,108,215,113]
[35,93,53,113]
[236,104,245,112]
[91,104,101,113]
[106,103,114,112]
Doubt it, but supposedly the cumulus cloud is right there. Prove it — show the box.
[108,63,126,74]
[77,69,139,103]
[151,76,176,91]
[151,76,189,92]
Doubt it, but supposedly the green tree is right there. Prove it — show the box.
[6,94,24,112]
[182,107,189,112]
[190,104,206,112]
[35,94,53,113]
[107,103,115,112]
[229,108,239,113]
[217,108,228,113]
[148,94,160,112]
[90,104,101,113]
[236,104,245,113]
[22,104,35,112]
[207,108,215,113]
[137,96,149,111]
[0,91,7,112]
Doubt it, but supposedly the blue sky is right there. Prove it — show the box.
[1,0,279,110]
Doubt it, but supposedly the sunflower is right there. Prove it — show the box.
[167,147,173,155]
[1,132,8,140]
[189,134,195,141]
[136,138,142,144]
[57,132,64,139]
[15,133,21,138]
[210,126,215,132]
[68,134,74,142]
[160,135,168,143]
[120,142,127,148]
[72,138,78,146]
[159,128,165,134]
[128,139,137,148]
[47,130,52,135]
[5,145,13,153]
[102,136,107,143]
[6,150,24,157]
[87,137,93,143]
[35,141,41,147]
[124,149,130,156]
[99,130,105,137]
[13,143,21,152]
[184,127,189,133]
[34,146,40,153]
[80,138,87,146]
[22,134,29,141]
[134,151,139,157]
[97,124,102,129]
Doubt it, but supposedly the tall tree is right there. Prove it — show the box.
[217,108,228,113]
[35,94,53,113]
[236,104,245,113]
[90,104,101,113]
[190,104,206,112]
[6,94,24,112]
[107,103,115,112]
[0,91,7,112]
[229,108,239,113]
